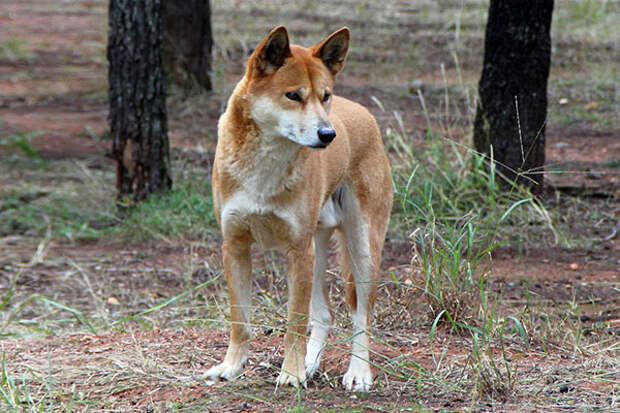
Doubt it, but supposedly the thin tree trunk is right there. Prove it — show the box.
[473,0,553,193]
[108,0,172,205]
[162,0,213,91]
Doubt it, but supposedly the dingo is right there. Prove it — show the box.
[208,26,392,392]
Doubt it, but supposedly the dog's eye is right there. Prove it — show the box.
[285,91,302,102]
[322,92,331,102]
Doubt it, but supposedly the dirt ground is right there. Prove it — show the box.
[1,0,618,412]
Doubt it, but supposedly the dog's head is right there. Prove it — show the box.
[245,26,349,149]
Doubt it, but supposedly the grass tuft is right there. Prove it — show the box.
[0,38,33,62]
[112,180,217,242]
[392,131,558,248]
[413,219,492,328]
[0,190,114,240]
[391,126,559,329]
[0,132,44,161]
[0,173,216,242]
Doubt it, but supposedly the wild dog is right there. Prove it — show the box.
[207,26,393,392]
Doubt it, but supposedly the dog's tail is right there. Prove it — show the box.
[336,231,357,311]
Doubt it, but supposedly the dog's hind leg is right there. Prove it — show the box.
[339,187,377,392]
[305,227,334,378]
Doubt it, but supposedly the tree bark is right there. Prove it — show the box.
[108,0,172,205]
[473,0,553,193]
[162,0,213,91]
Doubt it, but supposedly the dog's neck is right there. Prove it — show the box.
[223,94,309,199]
[242,135,306,198]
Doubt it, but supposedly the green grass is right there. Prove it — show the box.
[1,127,216,242]
[606,158,620,168]
[554,0,619,43]
[0,349,68,413]
[111,179,217,242]
[0,191,112,240]
[0,38,33,62]
[0,132,45,162]
[0,170,216,242]
[391,129,559,247]
[385,108,558,400]
[566,0,610,23]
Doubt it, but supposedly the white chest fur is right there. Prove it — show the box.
[219,139,306,247]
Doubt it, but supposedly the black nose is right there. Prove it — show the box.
[317,127,336,144]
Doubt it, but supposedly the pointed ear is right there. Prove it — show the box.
[312,27,350,75]
[250,26,291,75]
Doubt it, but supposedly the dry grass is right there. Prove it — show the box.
[1,236,617,411]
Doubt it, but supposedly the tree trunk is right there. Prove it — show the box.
[108,0,172,206]
[473,0,553,193]
[162,0,213,91]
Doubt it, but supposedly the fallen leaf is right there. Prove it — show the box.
[107,296,120,305]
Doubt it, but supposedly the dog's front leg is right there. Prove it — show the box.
[277,242,314,388]
[206,237,252,382]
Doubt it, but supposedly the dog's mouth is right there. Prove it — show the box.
[308,143,328,149]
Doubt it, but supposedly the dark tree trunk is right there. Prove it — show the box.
[108,0,172,205]
[473,0,553,193]
[162,0,213,91]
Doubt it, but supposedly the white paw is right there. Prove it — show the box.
[304,355,321,379]
[304,341,325,378]
[342,365,373,392]
[205,361,244,382]
[276,370,307,388]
